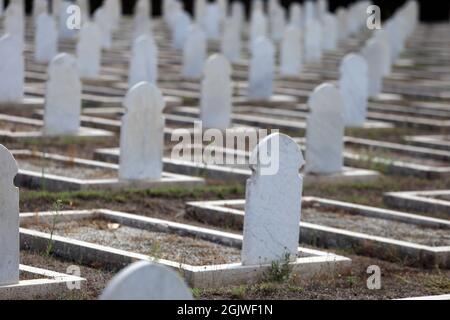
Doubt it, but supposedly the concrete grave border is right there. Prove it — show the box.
[384,190,450,217]
[19,209,351,289]
[405,135,450,152]
[186,197,450,268]
[12,150,205,191]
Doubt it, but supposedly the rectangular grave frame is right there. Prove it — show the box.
[19,209,351,289]
[186,197,450,268]
[12,150,205,191]
[0,113,114,140]
[384,190,450,217]
[405,135,450,152]
[93,147,380,184]
[0,265,85,300]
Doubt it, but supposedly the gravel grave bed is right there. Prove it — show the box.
[16,155,117,180]
[0,120,40,132]
[25,218,242,266]
[224,203,450,246]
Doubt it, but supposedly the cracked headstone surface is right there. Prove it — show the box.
[100,261,193,300]
[200,54,232,130]
[43,53,82,136]
[339,53,369,127]
[119,82,165,181]
[0,145,19,286]
[305,83,345,174]
[242,133,304,266]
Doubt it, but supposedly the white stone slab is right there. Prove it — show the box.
[248,37,275,100]
[43,53,82,136]
[280,25,302,77]
[182,25,206,79]
[0,145,19,286]
[362,39,384,98]
[94,7,113,49]
[203,3,221,40]
[59,0,77,39]
[35,13,58,64]
[172,10,191,50]
[304,19,322,63]
[4,2,24,42]
[242,133,305,266]
[305,83,345,174]
[119,82,165,181]
[221,18,241,63]
[77,23,102,78]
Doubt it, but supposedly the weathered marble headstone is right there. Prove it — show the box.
[289,3,302,27]
[361,39,384,98]
[241,133,304,266]
[280,25,302,77]
[77,23,102,78]
[339,54,369,127]
[59,0,77,39]
[304,19,322,63]
[0,145,19,286]
[43,53,82,136]
[203,3,221,40]
[182,25,206,79]
[94,6,113,49]
[305,83,344,174]
[34,13,58,64]
[100,261,193,300]
[119,82,165,181]
[221,18,241,63]
[200,54,232,130]
[4,2,24,41]
[322,14,337,51]
[172,10,191,50]
[0,34,24,103]
[248,37,275,100]
[128,35,158,87]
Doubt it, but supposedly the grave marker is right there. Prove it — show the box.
[128,35,158,87]
[280,25,302,77]
[77,23,102,78]
[0,34,24,103]
[119,82,165,181]
[305,84,344,174]
[242,133,305,266]
[248,37,275,100]
[43,53,82,136]
[362,39,384,98]
[182,25,206,79]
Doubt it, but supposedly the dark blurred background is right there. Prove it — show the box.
[7,0,450,22]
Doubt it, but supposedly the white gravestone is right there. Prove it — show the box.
[100,261,193,300]
[221,18,241,63]
[5,2,24,42]
[119,82,165,181]
[304,19,322,63]
[373,30,392,77]
[231,1,244,30]
[94,7,113,49]
[194,0,206,25]
[200,54,232,130]
[203,3,221,40]
[248,37,275,100]
[133,13,153,39]
[172,10,191,50]
[135,0,151,17]
[362,39,384,98]
[322,14,337,51]
[280,25,302,77]
[77,23,102,78]
[35,13,58,64]
[128,35,158,88]
[43,53,82,136]
[303,1,315,25]
[336,8,348,41]
[0,0,3,16]
[339,54,369,127]
[0,145,19,286]
[305,83,344,174]
[33,0,48,20]
[182,25,206,79]
[270,5,286,42]
[59,0,77,39]
[289,3,302,27]
[250,9,267,51]
[0,34,24,103]
[241,133,305,266]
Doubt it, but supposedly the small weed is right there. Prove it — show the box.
[265,253,293,283]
